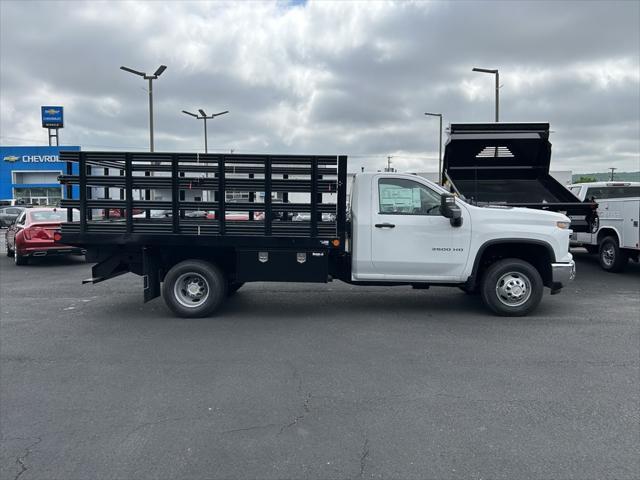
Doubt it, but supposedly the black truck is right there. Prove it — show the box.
[442,122,597,233]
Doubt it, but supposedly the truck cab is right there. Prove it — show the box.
[348,172,575,314]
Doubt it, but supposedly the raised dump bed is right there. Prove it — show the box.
[442,122,597,232]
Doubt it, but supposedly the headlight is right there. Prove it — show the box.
[556,221,571,229]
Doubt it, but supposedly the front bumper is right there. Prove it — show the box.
[551,260,576,285]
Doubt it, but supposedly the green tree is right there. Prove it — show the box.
[575,176,597,183]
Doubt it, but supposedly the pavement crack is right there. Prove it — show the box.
[358,438,369,478]
[278,392,312,435]
[222,423,279,434]
[14,436,42,480]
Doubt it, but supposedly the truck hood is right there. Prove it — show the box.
[466,202,570,225]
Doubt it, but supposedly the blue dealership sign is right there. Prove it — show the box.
[41,106,64,128]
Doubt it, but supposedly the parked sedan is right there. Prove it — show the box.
[0,206,25,227]
[5,208,83,265]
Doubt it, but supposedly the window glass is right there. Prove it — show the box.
[16,212,26,225]
[378,178,441,215]
[585,186,640,200]
[27,210,79,222]
[569,186,582,195]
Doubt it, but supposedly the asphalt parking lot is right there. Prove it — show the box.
[1,240,639,480]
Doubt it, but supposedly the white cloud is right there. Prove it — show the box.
[0,0,638,172]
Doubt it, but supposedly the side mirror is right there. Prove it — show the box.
[439,193,463,227]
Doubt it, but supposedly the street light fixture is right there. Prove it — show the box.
[424,112,443,184]
[120,64,167,152]
[182,109,229,153]
[472,67,499,122]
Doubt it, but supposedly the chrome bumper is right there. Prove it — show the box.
[552,260,576,285]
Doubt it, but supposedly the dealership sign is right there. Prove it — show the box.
[3,154,62,163]
[41,106,64,128]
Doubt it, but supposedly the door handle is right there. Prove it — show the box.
[375,223,395,228]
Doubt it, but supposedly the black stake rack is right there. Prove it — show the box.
[59,151,348,246]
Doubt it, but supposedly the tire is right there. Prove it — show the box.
[162,260,227,318]
[599,236,628,272]
[6,244,14,257]
[14,250,28,265]
[228,282,245,297]
[480,258,544,317]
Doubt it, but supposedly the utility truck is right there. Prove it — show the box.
[567,181,640,272]
[57,151,575,318]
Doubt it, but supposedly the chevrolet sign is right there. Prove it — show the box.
[41,105,64,128]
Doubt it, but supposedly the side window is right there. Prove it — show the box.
[8,208,21,214]
[378,178,441,215]
[16,212,26,225]
[569,186,582,196]
[585,187,604,200]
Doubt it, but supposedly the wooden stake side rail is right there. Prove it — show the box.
[59,151,348,240]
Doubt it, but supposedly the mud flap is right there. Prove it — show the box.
[83,254,128,284]
[142,247,161,303]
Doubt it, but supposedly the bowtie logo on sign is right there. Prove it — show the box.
[3,155,19,162]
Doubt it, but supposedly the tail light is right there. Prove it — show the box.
[23,227,51,240]
[53,231,62,242]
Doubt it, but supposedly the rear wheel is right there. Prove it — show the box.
[162,260,227,318]
[14,250,27,265]
[599,236,628,272]
[6,244,14,257]
[480,258,543,316]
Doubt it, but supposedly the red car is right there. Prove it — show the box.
[5,208,83,265]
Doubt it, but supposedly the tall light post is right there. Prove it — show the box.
[472,67,499,122]
[182,109,229,153]
[425,112,443,184]
[120,65,167,152]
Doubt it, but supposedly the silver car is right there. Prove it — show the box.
[0,207,25,227]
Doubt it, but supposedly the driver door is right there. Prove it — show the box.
[370,176,471,281]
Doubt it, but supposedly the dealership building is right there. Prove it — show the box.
[0,146,80,205]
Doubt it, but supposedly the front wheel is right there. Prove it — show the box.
[480,259,543,317]
[162,260,227,318]
[599,236,628,272]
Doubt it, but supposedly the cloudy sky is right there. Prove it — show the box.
[1,0,638,173]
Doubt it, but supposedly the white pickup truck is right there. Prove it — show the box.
[59,152,576,318]
[567,181,640,271]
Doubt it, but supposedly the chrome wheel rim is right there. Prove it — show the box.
[173,272,209,308]
[601,244,615,266]
[495,272,532,307]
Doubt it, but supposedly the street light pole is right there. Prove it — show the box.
[425,112,443,184]
[472,67,499,122]
[203,117,208,153]
[120,64,167,152]
[182,109,229,153]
